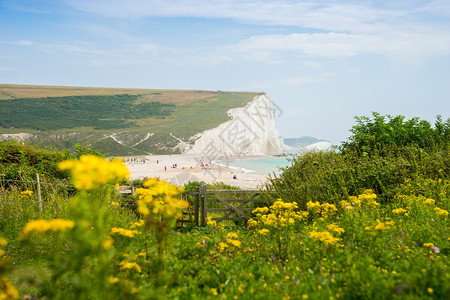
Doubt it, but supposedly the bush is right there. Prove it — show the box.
[340,112,449,154]
[0,140,72,184]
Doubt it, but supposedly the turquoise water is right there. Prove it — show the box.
[215,156,294,176]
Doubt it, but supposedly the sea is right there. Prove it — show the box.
[214,150,302,176]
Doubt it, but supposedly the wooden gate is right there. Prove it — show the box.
[118,182,268,227]
[195,182,266,226]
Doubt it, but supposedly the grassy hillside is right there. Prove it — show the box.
[0,84,259,155]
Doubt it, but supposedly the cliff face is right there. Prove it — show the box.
[186,94,285,158]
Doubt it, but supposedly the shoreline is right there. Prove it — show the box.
[125,154,270,189]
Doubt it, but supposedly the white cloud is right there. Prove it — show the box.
[65,0,449,33]
[62,0,450,62]
[232,75,329,91]
[232,31,450,59]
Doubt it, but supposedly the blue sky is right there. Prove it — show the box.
[1,0,449,144]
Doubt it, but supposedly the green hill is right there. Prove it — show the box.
[0,84,259,155]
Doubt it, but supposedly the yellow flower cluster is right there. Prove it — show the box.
[0,238,7,256]
[326,224,345,235]
[0,276,19,300]
[135,178,187,218]
[306,201,321,215]
[423,243,435,248]
[392,208,407,215]
[129,219,145,229]
[218,242,228,251]
[348,189,379,207]
[253,200,308,228]
[307,201,337,219]
[119,261,141,273]
[110,227,139,238]
[308,231,341,246]
[424,198,435,205]
[19,190,33,199]
[247,218,258,229]
[365,219,395,231]
[434,207,449,217]
[217,232,242,251]
[206,217,217,227]
[59,155,129,190]
[20,218,74,240]
[257,228,270,235]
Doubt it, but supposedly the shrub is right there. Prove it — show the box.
[340,112,449,154]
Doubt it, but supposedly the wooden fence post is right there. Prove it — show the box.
[200,181,207,227]
[35,173,42,212]
[194,187,200,226]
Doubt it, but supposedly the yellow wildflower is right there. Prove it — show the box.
[247,218,258,229]
[374,220,394,231]
[252,206,269,216]
[110,227,138,238]
[227,232,239,239]
[434,207,449,217]
[327,224,345,235]
[108,276,119,284]
[59,155,129,190]
[102,237,114,250]
[257,228,270,235]
[424,198,435,205]
[218,242,228,251]
[227,239,241,248]
[20,219,74,240]
[308,231,340,246]
[129,219,145,229]
[206,217,217,227]
[135,178,187,221]
[19,190,34,199]
[0,276,19,300]
[306,201,321,215]
[119,261,141,273]
[392,208,407,214]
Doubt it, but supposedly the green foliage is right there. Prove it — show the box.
[267,113,449,207]
[266,144,449,207]
[0,140,72,183]
[340,112,450,154]
[0,94,176,130]
[73,143,107,158]
[2,180,448,299]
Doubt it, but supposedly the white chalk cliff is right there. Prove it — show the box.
[186,94,285,157]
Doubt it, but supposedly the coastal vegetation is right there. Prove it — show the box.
[0,113,448,299]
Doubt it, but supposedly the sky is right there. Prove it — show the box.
[1,0,449,145]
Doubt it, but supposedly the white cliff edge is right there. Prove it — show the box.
[186,94,285,157]
[300,141,332,151]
